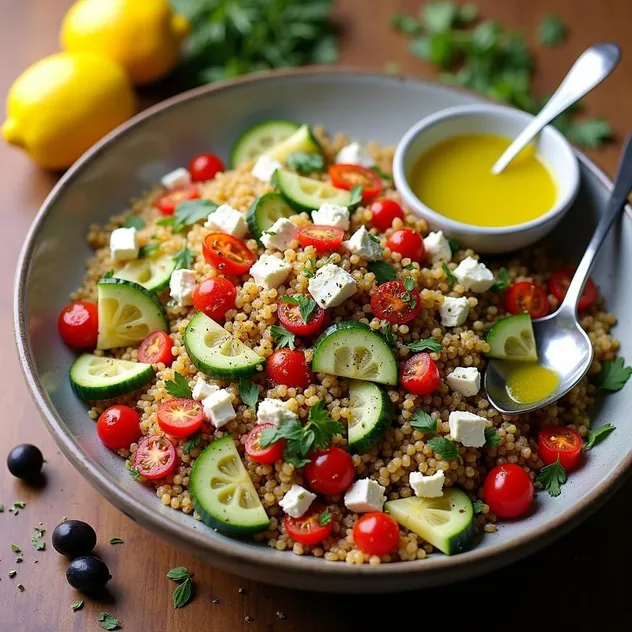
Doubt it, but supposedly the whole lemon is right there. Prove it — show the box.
[61,0,190,86]
[2,52,136,170]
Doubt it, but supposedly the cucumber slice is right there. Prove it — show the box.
[70,353,154,401]
[231,119,299,167]
[273,169,352,213]
[348,380,394,452]
[266,124,322,163]
[385,488,474,556]
[246,192,297,245]
[113,253,176,292]
[184,311,263,379]
[486,313,538,362]
[96,278,168,350]
[190,436,270,534]
[312,321,398,386]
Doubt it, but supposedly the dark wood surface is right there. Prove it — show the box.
[1,1,631,629]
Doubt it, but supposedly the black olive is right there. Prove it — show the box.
[66,556,111,593]
[7,444,44,480]
[52,520,97,558]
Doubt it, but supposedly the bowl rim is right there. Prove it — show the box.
[13,66,632,583]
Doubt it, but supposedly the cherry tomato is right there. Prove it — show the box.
[284,502,333,545]
[245,423,285,464]
[329,164,382,201]
[505,281,549,319]
[133,435,177,480]
[138,331,175,366]
[267,349,311,389]
[157,398,204,438]
[192,277,236,321]
[369,198,405,231]
[153,184,200,215]
[278,298,326,336]
[305,446,355,496]
[538,426,583,472]
[203,232,256,276]
[387,229,425,262]
[549,267,597,311]
[188,153,225,182]
[353,512,400,557]
[400,353,441,396]
[58,301,99,349]
[298,225,344,254]
[97,405,141,450]
[370,280,421,324]
[483,464,534,519]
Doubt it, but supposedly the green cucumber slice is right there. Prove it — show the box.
[231,119,299,167]
[486,313,538,362]
[113,253,176,292]
[190,436,270,534]
[246,192,297,245]
[273,169,352,213]
[266,124,322,163]
[347,380,394,452]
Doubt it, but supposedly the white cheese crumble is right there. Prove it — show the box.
[256,398,298,427]
[110,227,139,261]
[203,203,247,239]
[202,389,236,428]
[261,217,298,251]
[448,411,487,448]
[192,377,219,401]
[440,296,470,327]
[251,155,283,183]
[334,141,375,168]
[308,263,357,309]
[250,254,292,289]
[453,257,494,293]
[343,226,383,261]
[160,167,191,189]
[344,479,386,513]
[279,484,316,518]
[409,471,445,498]
[311,203,350,231]
[169,268,196,307]
[423,231,452,264]
[446,367,481,398]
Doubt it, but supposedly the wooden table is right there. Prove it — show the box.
[1,1,631,629]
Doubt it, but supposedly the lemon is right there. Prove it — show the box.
[61,0,190,86]
[2,52,136,170]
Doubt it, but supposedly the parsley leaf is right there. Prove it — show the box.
[484,427,501,448]
[182,433,201,454]
[423,1,458,33]
[123,216,145,230]
[71,600,84,612]
[404,277,415,291]
[390,13,422,36]
[102,269,114,279]
[472,502,485,514]
[286,152,325,175]
[239,378,259,411]
[407,338,443,353]
[172,200,218,233]
[448,238,460,255]
[172,246,195,271]
[368,261,397,284]
[597,357,632,392]
[10,544,21,553]
[138,242,161,258]
[98,613,122,631]
[319,507,332,526]
[442,262,455,288]
[564,117,613,149]
[303,257,318,278]
[426,436,460,461]
[536,455,567,497]
[410,410,437,434]
[348,184,363,208]
[383,323,396,346]
[129,468,141,480]
[584,423,615,451]
[30,527,45,551]
[165,372,192,399]
[490,267,510,293]
[270,324,296,350]
[109,537,124,545]
[538,14,566,47]
[369,165,393,181]
[173,578,194,609]
[166,567,191,582]
[281,294,317,324]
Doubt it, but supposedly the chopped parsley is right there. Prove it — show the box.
[172,245,195,271]
[407,338,443,353]
[370,165,393,181]
[286,152,325,174]
[442,262,455,288]
[123,216,145,230]
[382,323,396,346]
[426,436,461,462]
[368,261,397,284]
[584,423,615,451]
[270,324,296,350]
[109,537,124,545]
[536,456,567,497]
[448,237,460,255]
[410,410,437,434]
[472,502,485,514]
[281,294,318,324]
[98,613,122,631]
[30,527,45,551]
[138,242,161,258]
[319,507,332,526]
[239,378,259,411]
[490,267,510,293]
[167,567,194,609]
[71,600,84,612]
[597,357,632,392]
[484,427,501,448]
[182,433,202,454]
[164,372,192,399]
[538,14,566,47]
[348,184,363,208]
[167,199,218,233]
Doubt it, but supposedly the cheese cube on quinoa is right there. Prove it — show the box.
[440,296,469,327]
[203,203,247,239]
[308,263,357,309]
[343,226,383,261]
[110,227,139,261]
[261,217,298,251]
[311,203,350,230]
[423,231,452,264]
[251,155,282,183]
[160,167,191,189]
[169,268,196,307]
[448,411,487,447]
[202,389,236,429]
[409,471,445,498]
[335,142,375,168]
[250,254,291,289]
[279,484,316,518]
[344,479,386,513]
[192,377,219,401]
[446,367,481,398]
[256,398,297,427]
[453,257,494,293]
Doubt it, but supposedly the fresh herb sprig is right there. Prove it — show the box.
[410,410,437,434]
[165,372,192,399]
[368,261,397,284]
[282,294,318,324]
[426,436,461,462]
[536,455,567,497]
[172,245,195,271]
[239,378,259,411]
[286,152,325,174]
[157,199,218,233]
[270,324,296,350]
[442,262,455,288]
[597,357,632,392]
[98,613,122,631]
[584,423,615,451]
[407,338,443,353]
[167,567,194,609]
[484,427,501,448]
[490,268,510,293]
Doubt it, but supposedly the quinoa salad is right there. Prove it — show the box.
[58,120,627,565]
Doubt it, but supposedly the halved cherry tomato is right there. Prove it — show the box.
[305,446,355,496]
[97,405,141,450]
[284,502,333,545]
[353,512,400,557]
[298,225,344,254]
[538,426,583,472]
[400,353,441,396]
[483,464,534,519]
[549,267,597,311]
[245,423,285,464]
[267,349,311,389]
[370,198,405,231]
[387,229,425,262]
[138,331,175,366]
[278,298,326,336]
[153,184,200,215]
[192,277,236,321]
[157,398,204,438]
[188,153,225,182]
[329,164,382,201]
[203,232,256,275]
[133,435,177,480]
[57,301,99,349]
[370,280,421,324]
[505,282,549,319]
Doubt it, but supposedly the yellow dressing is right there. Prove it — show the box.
[506,363,559,404]
[410,134,557,227]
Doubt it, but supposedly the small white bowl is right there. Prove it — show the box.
[392,103,580,254]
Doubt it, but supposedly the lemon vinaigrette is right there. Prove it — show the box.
[506,363,559,404]
[410,134,557,227]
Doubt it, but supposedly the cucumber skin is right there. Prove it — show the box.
[230,119,299,168]
[246,192,296,245]
[98,277,168,327]
[272,170,351,213]
[485,313,537,361]
[348,383,394,453]
[114,255,176,293]
[266,124,323,163]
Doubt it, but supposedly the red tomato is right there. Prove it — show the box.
[188,153,225,182]
[157,398,204,438]
[387,229,425,262]
[305,447,355,496]
[153,184,200,215]
[97,405,141,450]
[298,225,344,254]
[483,464,534,519]
[267,349,311,389]
[400,353,441,396]
[203,233,256,276]
[353,512,400,557]
[138,331,175,366]
[278,299,326,336]
[192,277,236,321]
[370,198,404,231]
[58,301,99,349]
[133,435,177,480]
[284,502,333,545]
[329,164,382,201]
[505,282,549,319]
[537,426,583,472]
[370,280,421,324]
[245,423,285,464]
[549,267,597,311]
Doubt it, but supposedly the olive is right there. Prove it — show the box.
[7,444,44,480]
[66,556,111,593]
[52,520,97,558]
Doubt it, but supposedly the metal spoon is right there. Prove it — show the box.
[491,43,621,175]
[485,134,632,414]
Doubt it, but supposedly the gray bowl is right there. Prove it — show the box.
[14,69,632,593]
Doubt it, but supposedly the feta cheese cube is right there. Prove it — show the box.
[311,203,350,231]
[250,254,292,290]
[203,203,247,239]
[448,411,487,447]
[453,257,494,293]
[334,141,375,168]
[261,217,298,251]
[440,296,470,327]
[409,471,445,498]
[308,263,357,309]
[251,155,283,183]
[344,479,386,513]
[192,377,219,401]
[202,389,236,429]
[343,226,383,261]
[256,398,297,427]
[110,227,139,261]
[169,268,196,307]
[447,367,481,398]
[160,167,191,189]
[423,231,452,264]
[279,484,316,518]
